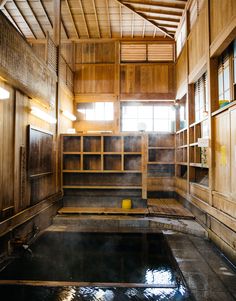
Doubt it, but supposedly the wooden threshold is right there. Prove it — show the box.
[0,280,177,288]
[58,207,149,215]
[148,198,195,219]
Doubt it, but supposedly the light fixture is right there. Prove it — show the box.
[62,110,76,121]
[0,87,10,100]
[30,106,57,124]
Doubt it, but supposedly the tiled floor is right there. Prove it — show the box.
[165,231,236,301]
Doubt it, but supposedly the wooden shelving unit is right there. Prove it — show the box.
[61,134,146,207]
[175,128,188,182]
[189,119,209,187]
[146,133,175,193]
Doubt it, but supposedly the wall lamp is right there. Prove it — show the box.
[30,106,57,124]
[62,110,76,121]
[0,87,10,100]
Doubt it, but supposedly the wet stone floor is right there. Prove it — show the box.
[0,231,194,301]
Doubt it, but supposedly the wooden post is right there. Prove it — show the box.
[53,0,61,192]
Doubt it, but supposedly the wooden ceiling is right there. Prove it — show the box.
[1,0,187,40]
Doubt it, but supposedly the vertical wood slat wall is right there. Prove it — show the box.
[175,0,236,263]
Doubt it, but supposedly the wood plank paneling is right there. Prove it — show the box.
[176,44,187,98]
[120,63,175,99]
[0,12,56,106]
[0,82,14,220]
[75,42,116,64]
[230,107,236,202]
[213,112,230,195]
[74,65,115,94]
[210,0,236,56]
[188,1,208,78]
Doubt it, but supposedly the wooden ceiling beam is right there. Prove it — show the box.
[92,0,101,38]
[136,7,182,17]
[150,21,178,28]
[12,0,37,39]
[26,0,46,38]
[3,5,24,36]
[123,0,185,10]
[142,19,146,38]
[131,11,135,38]
[0,0,7,9]
[78,0,90,38]
[114,0,174,38]
[105,0,112,38]
[61,15,70,39]
[65,0,79,38]
[146,15,180,23]
[119,4,123,38]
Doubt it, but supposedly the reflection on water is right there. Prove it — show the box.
[0,232,194,300]
[0,285,193,301]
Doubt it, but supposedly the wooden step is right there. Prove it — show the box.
[147,198,195,219]
[58,207,149,215]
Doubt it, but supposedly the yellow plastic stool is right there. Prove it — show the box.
[122,199,132,209]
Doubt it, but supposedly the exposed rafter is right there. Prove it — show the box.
[146,16,180,23]
[65,0,80,38]
[78,0,90,38]
[119,4,123,38]
[114,0,174,38]
[26,0,46,38]
[3,5,24,36]
[123,0,185,10]
[0,0,7,9]
[12,0,37,38]
[136,7,182,17]
[92,0,101,38]
[105,0,112,38]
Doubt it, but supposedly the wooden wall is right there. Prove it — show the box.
[120,64,175,100]
[176,44,187,99]
[0,14,63,260]
[210,0,236,56]
[188,0,208,81]
[175,0,236,264]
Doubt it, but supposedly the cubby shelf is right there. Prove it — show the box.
[61,134,146,198]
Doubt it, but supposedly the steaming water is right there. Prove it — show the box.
[0,232,194,300]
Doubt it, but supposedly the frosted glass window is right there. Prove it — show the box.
[122,104,175,132]
[77,102,114,121]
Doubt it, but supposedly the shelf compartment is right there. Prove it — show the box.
[63,154,81,170]
[189,166,209,187]
[83,155,101,170]
[124,154,141,171]
[103,136,122,152]
[148,133,175,148]
[104,155,122,170]
[176,164,187,179]
[83,136,101,152]
[124,136,141,152]
[147,164,175,177]
[176,148,187,163]
[148,149,175,163]
[63,136,81,152]
[63,172,142,187]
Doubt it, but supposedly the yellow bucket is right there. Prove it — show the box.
[122,199,132,209]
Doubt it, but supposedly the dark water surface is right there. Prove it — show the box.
[0,232,194,300]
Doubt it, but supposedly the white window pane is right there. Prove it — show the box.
[138,119,153,131]
[86,109,95,121]
[223,66,230,91]
[122,119,138,131]
[224,90,230,100]
[154,119,170,132]
[104,103,114,121]
[122,106,138,119]
[154,106,170,118]
[218,72,223,96]
[138,106,152,118]
[94,102,105,120]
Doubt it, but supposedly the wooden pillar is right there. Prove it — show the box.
[53,0,61,191]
